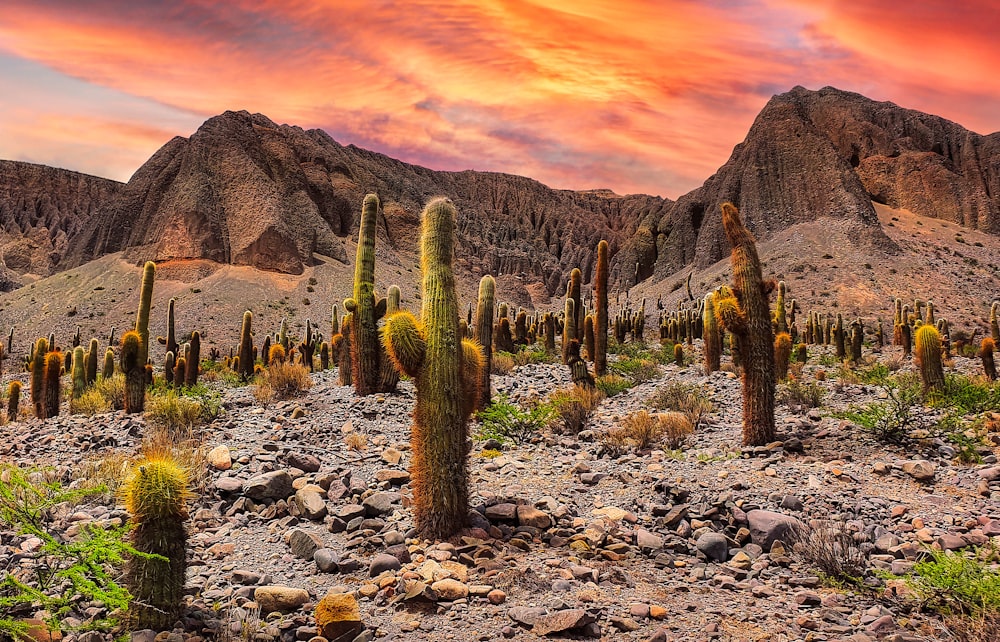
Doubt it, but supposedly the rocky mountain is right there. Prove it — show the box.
[0,86,998,305]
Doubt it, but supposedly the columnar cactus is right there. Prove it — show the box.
[583,315,595,362]
[712,203,775,446]
[991,301,999,344]
[594,239,609,376]
[136,261,155,366]
[566,339,594,388]
[7,380,21,420]
[331,303,340,337]
[562,298,577,365]
[774,332,791,381]
[382,198,484,540]
[703,292,721,373]
[31,337,47,419]
[86,338,99,385]
[378,286,402,392]
[121,331,145,413]
[71,346,87,400]
[44,350,62,418]
[165,351,176,386]
[774,281,787,335]
[850,319,863,363]
[473,275,495,410]
[543,312,556,354]
[238,311,254,380]
[123,454,191,630]
[346,194,389,395]
[981,338,997,381]
[914,324,945,394]
[833,314,846,360]
[568,268,583,340]
[185,332,200,386]
[103,348,115,379]
[159,298,178,359]
[335,312,353,386]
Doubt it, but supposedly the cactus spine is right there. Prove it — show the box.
[71,346,86,400]
[914,324,945,394]
[136,261,155,367]
[347,194,389,395]
[382,198,484,540]
[594,240,609,376]
[123,454,191,630]
[703,292,721,373]
[238,311,254,380]
[473,275,495,410]
[713,203,775,446]
[122,331,145,413]
[44,350,62,418]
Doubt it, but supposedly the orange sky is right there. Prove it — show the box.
[0,0,997,198]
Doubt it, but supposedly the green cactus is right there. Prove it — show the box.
[925,301,935,326]
[31,337,47,419]
[568,268,583,340]
[774,332,791,381]
[44,350,62,418]
[562,298,577,365]
[915,324,945,394]
[164,351,176,386]
[123,454,191,630]
[160,298,177,358]
[135,261,155,367]
[594,240,609,376]
[833,313,846,360]
[279,318,289,351]
[103,348,115,379]
[121,330,145,414]
[336,312,353,386]
[712,203,775,446]
[990,301,999,344]
[703,292,722,373]
[674,342,684,365]
[774,281,787,334]
[174,357,186,386]
[473,275,495,410]
[566,339,594,388]
[346,194,390,395]
[185,332,200,386]
[7,380,22,421]
[331,303,340,337]
[71,346,86,400]
[850,319,863,363]
[382,198,484,540]
[320,342,330,370]
[85,338,99,385]
[238,311,254,380]
[583,314,595,362]
[543,312,556,354]
[378,286,402,392]
[795,343,807,363]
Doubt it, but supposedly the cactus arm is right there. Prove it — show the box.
[382,311,426,378]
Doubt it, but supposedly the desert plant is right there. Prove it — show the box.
[774,332,791,381]
[382,198,484,540]
[44,350,62,419]
[346,194,390,395]
[94,373,126,411]
[121,331,145,414]
[595,374,632,397]
[475,394,554,445]
[474,275,495,409]
[86,338,99,386]
[777,379,826,411]
[71,388,111,416]
[610,356,661,384]
[915,324,946,394]
[837,384,921,443]
[185,331,200,386]
[547,384,604,434]
[122,453,191,630]
[594,240,609,376]
[71,346,86,400]
[145,389,205,432]
[903,546,1000,624]
[258,361,313,399]
[649,381,714,428]
[713,203,775,446]
[562,297,577,365]
[982,338,997,381]
[237,311,254,381]
[31,337,47,419]
[135,261,155,366]
[7,380,21,421]
[102,348,115,380]
[703,292,721,373]
[790,522,868,588]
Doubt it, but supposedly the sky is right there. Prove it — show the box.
[0,1,998,199]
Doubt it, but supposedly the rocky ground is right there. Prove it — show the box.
[2,342,999,642]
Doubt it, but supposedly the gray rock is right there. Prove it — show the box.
[901,460,936,482]
[314,548,340,573]
[287,529,324,560]
[285,452,321,472]
[696,531,729,562]
[243,471,294,500]
[746,510,803,550]
[369,553,401,576]
[362,492,399,516]
[294,488,328,521]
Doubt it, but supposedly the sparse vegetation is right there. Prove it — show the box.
[648,381,713,428]
[257,361,313,399]
[475,394,555,445]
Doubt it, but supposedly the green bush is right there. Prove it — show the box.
[475,394,555,445]
[648,382,713,428]
[777,379,826,411]
[836,385,921,444]
[607,340,650,359]
[610,357,661,384]
[595,374,632,398]
[905,547,1000,616]
[929,375,1000,414]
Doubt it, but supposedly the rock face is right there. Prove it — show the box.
[611,86,1000,287]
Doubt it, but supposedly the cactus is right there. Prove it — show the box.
[674,342,684,365]
[121,331,145,414]
[158,298,178,358]
[925,301,935,326]
[185,332,200,386]
[833,313,846,360]
[44,350,62,418]
[981,338,997,381]
[103,348,115,379]
[703,292,722,373]
[543,313,556,354]
[774,332,791,381]
[346,194,390,395]
[378,286,402,392]
[583,315,595,362]
[136,261,155,367]
[473,275,495,410]
[914,324,945,394]
[774,280,787,335]
[164,351,176,386]
[900,322,912,358]
[238,311,254,380]
[85,338,99,385]
[795,343,807,363]
[566,339,594,389]
[562,298,577,365]
[568,268,583,340]
[269,344,286,364]
[7,380,21,420]
[71,346,86,400]
[712,203,775,446]
[382,198,484,540]
[850,319,863,363]
[337,312,353,386]
[122,454,191,630]
[31,337,48,419]
[514,310,528,346]
[594,240,609,377]
[991,301,999,344]
[279,318,289,351]
[320,342,330,370]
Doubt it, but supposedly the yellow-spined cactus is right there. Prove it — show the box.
[122,453,191,630]
[914,324,945,394]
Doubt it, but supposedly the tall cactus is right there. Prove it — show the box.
[136,261,155,367]
[121,331,145,413]
[159,298,178,359]
[774,332,791,381]
[562,298,577,365]
[915,324,945,394]
[103,348,115,379]
[31,337,47,419]
[185,331,201,386]
[712,203,775,446]
[165,351,176,386]
[123,453,191,630]
[331,303,340,337]
[981,338,997,381]
[71,346,87,400]
[346,194,389,395]
[594,240,609,376]
[991,301,999,344]
[336,312,353,386]
[382,198,484,540]
[7,380,21,421]
[44,350,62,418]
[86,338,99,385]
[378,285,401,392]
[703,292,722,373]
[774,280,787,335]
[473,275,495,410]
[568,268,583,340]
[238,311,254,380]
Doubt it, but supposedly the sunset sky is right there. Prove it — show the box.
[1,1,997,198]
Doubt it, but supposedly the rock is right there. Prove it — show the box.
[531,609,595,636]
[380,448,403,465]
[696,532,729,562]
[431,579,469,601]
[362,492,399,516]
[780,495,803,511]
[286,452,321,472]
[374,469,410,486]
[314,548,340,573]
[487,589,507,605]
[244,471,294,500]
[295,488,328,521]
[635,528,664,551]
[369,553,401,577]
[315,591,363,641]
[901,460,936,482]
[516,504,551,529]
[978,466,1000,482]
[508,606,547,627]
[485,503,518,521]
[290,406,306,420]
[207,445,232,470]
[746,510,803,550]
[336,504,366,522]
[795,591,822,606]
[215,477,243,494]
[287,529,324,560]
[254,586,310,614]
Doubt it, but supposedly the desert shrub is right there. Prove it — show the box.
[252,381,275,408]
[75,451,132,497]
[199,360,242,386]
[856,363,891,386]
[547,385,604,435]
[93,373,126,411]
[610,357,661,384]
[70,388,111,416]
[777,379,826,411]
[608,340,650,358]
[595,374,632,397]
[475,394,555,445]
[513,347,555,367]
[145,389,205,432]
[648,382,713,428]
[903,547,1000,625]
[929,374,1000,414]
[791,522,868,588]
[835,363,861,385]
[491,352,516,375]
[602,410,693,454]
[0,465,138,640]
[344,432,367,452]
[258,361,312,399]
[836,384,921,444]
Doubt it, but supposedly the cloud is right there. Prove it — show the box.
[0,0,997,196]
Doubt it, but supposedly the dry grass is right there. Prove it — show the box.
[75,450,132,496]
[344,432,368,452]
[258,361,313,399]
[71,388,111,416]
[491,352,516,375]
[602,410,693,455]
[253,381,275,408]
[790,521,868,587]
[648,382,713,427]
[93,373,126,410]
[547,384,604,435]
[145,389,204,432]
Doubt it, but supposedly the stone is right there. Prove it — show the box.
[901,460,936,482]
[287,529,324,560]
[795,591,822,606]
[696,532,729,562]
[215,477,243,494]
[254,586,310,614]
[294,488,328,521]
[746,510,803,550]
[487,589,507,604]
[207,445,232,470]
[508,606,547,627]
[485,503,518,521]
[336,504,366,522]
[635,528,664,551]
[244,471,294,500]
[978,466,1000,481]
[362,492,399,516]
[369,553,401,577]
[315,591,363,641]
[374,469,410,485]
[314,548,340,573]
[285,452,321,472]
[516,504,551,529]
[431,578,469,601]
[531,609,595,636]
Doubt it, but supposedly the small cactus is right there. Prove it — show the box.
[703,292,721,373]
[7,380,22,421]
[674,342,684,365]
[774,332,791,381]
[103,348,115,379]
[121,331,145,414]
[31,337,47,419]
[71,346,87,400]
[44,350,62,418]
[185,332,200,386]
[164,351,175,386]
[86,338,99,385]
[914,324,945,394]
[981,338,997,381]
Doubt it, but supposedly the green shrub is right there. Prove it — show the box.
[93,374,126,411]
[648,382,713,428]
[513,346,555,367]
[608,340,650,359]
[777,379,826,411]
[929,375,1000,414]
[595,374,632,397]
[475,394,555,445]
[836,385,921,444]
[145,389,205,432]
[610,357,661,384]
[904,547,1000,617]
